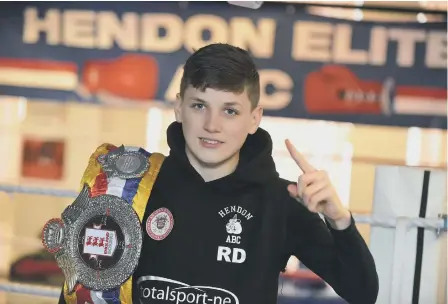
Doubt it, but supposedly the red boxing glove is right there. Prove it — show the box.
[81,54,159,100]
[304,65,382,114]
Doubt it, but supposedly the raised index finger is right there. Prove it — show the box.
[285,139,315,173]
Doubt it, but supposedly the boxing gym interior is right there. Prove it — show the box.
[0,1,446,303]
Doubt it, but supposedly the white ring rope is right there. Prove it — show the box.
[354,214,445,230]
[0,184,79,198]
[0,280,60,298]
[0,184,446,230]
[0,183,446,299]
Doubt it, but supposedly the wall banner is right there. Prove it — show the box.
[0,2,446,129]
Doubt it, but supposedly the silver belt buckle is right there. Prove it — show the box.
[41,146,150,293]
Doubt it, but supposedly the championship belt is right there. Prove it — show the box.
[41,144,165,304]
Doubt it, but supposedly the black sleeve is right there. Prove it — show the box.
[284,196,379,304]
[58,286,66,304]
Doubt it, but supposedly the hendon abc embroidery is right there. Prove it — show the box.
[146,208,174,241]
[217,206,253,264]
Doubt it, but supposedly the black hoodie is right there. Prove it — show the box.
[60,122,379,304]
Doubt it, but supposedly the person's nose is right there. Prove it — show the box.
[203,109,222,133]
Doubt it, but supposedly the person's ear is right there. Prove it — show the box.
[248,106,263,135]
[174,93,182,123]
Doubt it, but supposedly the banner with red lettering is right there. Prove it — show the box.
[0,2,446,129]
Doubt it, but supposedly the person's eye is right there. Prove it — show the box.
[191,103,205,110]
[225,108,239,116]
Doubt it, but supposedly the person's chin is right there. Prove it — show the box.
[196,154,227,168]
[192,149,228,167]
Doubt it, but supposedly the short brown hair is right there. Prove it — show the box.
[180,43,260,109]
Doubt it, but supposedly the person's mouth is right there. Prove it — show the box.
[200,138,223,144]
[199,137,224,147]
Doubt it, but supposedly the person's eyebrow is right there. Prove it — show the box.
[223,101,241,107]
[190,98,242,107]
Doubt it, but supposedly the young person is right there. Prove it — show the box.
[58,43,378,304]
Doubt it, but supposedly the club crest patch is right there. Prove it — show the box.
[146,208,174,241]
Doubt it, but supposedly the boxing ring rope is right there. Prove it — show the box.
[1,184,446,231]
[0,183,446,299]
[0,279,60,298]
[0,184,79,198]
